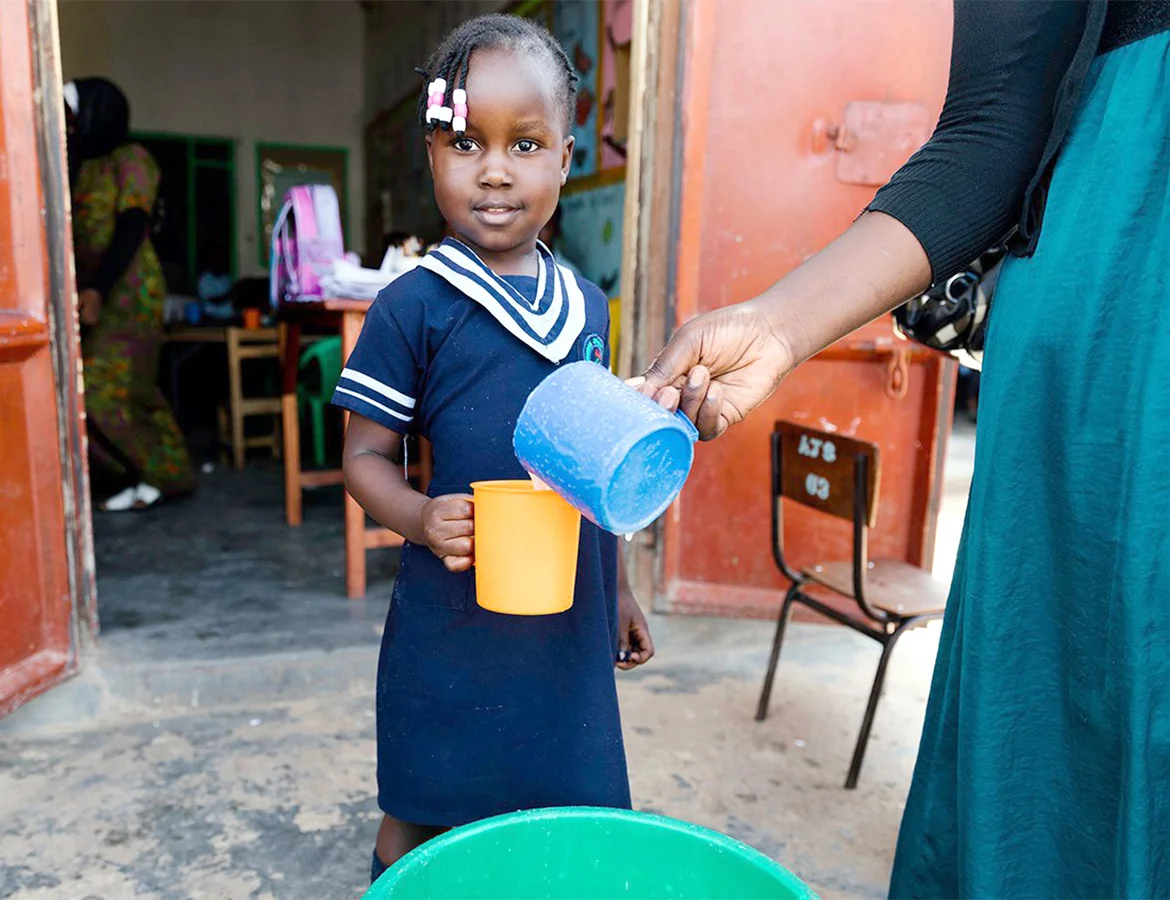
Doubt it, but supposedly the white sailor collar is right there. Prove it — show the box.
[418,238,586,363]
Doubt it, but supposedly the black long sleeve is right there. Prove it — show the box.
[82,207,151,299]
[867,0,1092,283]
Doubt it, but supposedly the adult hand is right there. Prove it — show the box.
[420,494,475,573]
[79,288,103,327]
[632,212,932,442]
[616,585,654,670]
[632,302,794,441]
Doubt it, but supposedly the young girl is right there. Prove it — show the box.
[332,14,657,882]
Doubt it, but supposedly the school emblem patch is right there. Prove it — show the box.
[582,333,606,365]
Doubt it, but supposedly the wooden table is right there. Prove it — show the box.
[278,299,430,598]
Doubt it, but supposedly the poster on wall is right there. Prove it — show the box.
[559,180,625,299]
[600,0,633,170]
[553,0,599,178]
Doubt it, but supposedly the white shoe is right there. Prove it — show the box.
[101,482,161,512]
[134,483,162,507]
[101,485,139,512]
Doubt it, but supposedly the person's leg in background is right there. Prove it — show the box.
[84,329,194,506]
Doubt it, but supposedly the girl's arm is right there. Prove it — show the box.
[616,549,654,669]
[342,415,474,573]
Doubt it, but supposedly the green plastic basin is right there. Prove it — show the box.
[363,807,815,899]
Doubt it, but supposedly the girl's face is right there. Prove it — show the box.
[426,48,574,272]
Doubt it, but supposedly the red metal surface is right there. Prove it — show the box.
[664,0,954,619]
[0,0,77,717]
[834,101,934,187]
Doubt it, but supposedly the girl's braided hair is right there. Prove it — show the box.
[416,14,578,135]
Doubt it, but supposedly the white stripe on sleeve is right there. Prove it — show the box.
[339,368,416,410]
[334,387,413,423]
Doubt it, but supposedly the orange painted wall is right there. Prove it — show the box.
[663,0,954,617]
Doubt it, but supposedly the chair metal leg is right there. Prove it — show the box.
[845,622,908,789]
[756,586,799,722]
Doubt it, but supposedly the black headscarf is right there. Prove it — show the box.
[66,77,130,182]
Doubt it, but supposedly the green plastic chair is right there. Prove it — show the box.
[297,336,343,469]
[363,807,816,899]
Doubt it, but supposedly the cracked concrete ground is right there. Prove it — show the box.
[0,619,942,900]
[0,427,971,900]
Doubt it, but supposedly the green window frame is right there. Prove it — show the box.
[130,130,237,285]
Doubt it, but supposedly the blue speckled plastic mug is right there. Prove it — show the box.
[513,361,699,534]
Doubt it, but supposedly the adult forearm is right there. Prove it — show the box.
[84,208,150,298]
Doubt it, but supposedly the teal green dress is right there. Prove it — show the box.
[890,33,1170,899]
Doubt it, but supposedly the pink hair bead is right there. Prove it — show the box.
[451,89,468,132]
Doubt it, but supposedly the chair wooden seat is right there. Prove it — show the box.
[802,559,948,617]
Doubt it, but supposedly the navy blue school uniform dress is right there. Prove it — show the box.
[331,239,629,827]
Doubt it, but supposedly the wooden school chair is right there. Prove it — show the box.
[221,325,283,469]
[756,421,948,789]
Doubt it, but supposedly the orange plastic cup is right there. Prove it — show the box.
[471,480,581,615]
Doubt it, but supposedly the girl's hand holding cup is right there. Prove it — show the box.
[421,494,475,572]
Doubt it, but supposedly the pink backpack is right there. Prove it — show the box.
[269,184,345,307]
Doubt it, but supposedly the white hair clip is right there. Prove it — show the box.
[425,78,453,125]
[451,88,468,134]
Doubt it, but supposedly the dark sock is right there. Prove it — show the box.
[371,849,390,885]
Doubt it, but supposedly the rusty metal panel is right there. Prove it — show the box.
[662,0,954,619]
[813,101,934,187]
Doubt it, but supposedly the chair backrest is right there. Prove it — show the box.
[298,335,343,399]
[771,421,884,616]
[773,421,881,527]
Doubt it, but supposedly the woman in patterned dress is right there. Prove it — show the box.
[66,78,192,510]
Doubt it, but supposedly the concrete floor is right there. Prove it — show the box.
[0,425,974,900]
[89,463,392,666]
[0,621,942,900]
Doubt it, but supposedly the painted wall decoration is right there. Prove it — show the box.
[559,180,625,299]
[600,0,633,171]
[553,0,599,178]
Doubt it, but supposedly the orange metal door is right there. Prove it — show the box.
[0,0,79,715]
[663,0,954,618]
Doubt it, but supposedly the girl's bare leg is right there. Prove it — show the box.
[374,814,446,872]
